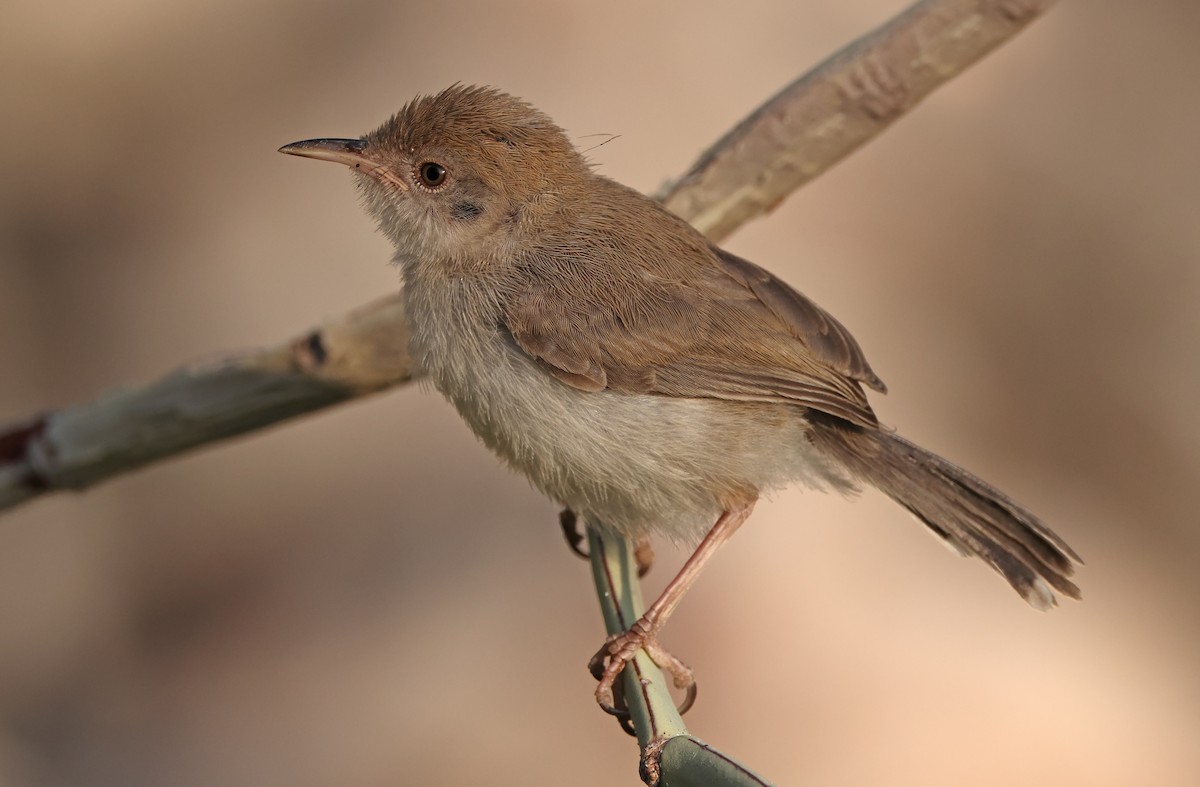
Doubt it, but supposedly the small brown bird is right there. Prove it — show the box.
[281,85,1081,714]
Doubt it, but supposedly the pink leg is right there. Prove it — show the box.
[588,499,757,715]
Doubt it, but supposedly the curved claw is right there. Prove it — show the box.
[559,508,589,560]
[611,675,638,737]
[587,629,698,719]
[676,681,698,716]
[588,634,632,716]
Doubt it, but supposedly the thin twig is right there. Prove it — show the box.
[588,530,773,785]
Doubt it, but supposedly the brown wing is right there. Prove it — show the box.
[502,186,885,427]
[710,248,886,395]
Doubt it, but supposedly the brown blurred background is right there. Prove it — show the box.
[1,1,1197,785]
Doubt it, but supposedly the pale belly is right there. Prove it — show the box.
[414,308,849,542]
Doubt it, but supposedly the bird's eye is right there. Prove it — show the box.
[417,162,447,188]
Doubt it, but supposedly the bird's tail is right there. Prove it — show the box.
[807,414,1082,609]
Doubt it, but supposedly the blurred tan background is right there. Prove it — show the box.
[1,1,1197,785]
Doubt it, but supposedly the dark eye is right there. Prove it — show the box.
[417,162,447,188]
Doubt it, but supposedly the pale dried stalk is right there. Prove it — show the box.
[661,0,1059,241]
[0,0,1057,519]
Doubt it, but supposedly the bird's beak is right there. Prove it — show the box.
[278,137,372,166]
[278,137,409,192]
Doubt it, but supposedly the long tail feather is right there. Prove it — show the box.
[808,414,1082,609]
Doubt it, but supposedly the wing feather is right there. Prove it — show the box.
[500,181,885,427]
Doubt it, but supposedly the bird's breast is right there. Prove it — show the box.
[399,260,846,541]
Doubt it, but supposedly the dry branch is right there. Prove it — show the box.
[0,297,412,511]
[659,0,1059,238]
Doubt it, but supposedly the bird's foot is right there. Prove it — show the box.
[587,620,696,718]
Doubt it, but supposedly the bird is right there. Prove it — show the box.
[280,84,1081,715]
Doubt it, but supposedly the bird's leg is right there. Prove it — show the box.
[562,507,655,577]
[588,499,756,715]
